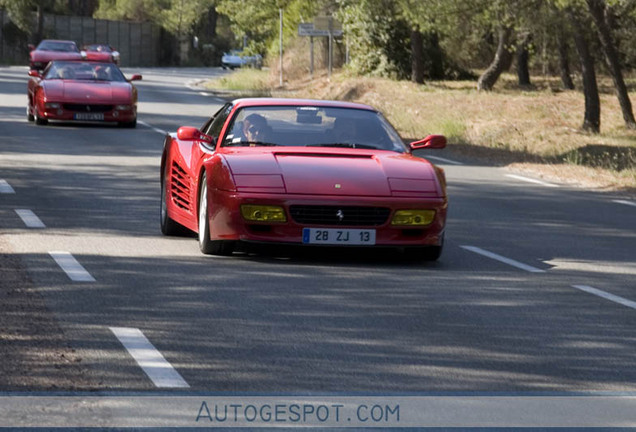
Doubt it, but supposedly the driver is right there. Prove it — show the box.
[242,114,269,143]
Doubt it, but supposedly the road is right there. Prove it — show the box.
[1,65,636,394]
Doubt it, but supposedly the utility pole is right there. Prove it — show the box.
[279,8,283,87]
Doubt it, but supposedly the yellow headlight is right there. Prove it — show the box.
[391,210,435,226]
[240,205,287,222]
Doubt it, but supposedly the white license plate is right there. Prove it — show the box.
[74,113,104,121]
[302,228,376,245]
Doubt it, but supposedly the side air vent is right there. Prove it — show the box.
[170,162,192,212]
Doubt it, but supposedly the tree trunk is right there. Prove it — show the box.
[477,26,514,91]
[569,9,600,133]
[410,28,424,84]
[586,0,636,129]
[426,31,444,80]
[556,28,575,90]
[516,32,531,87]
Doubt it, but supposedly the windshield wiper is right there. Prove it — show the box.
[226,141,279,147]
[308,143,378,150]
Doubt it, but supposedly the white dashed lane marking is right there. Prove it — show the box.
[110,327,190,388]
[424,155,464,165]
[573,285,636,311]
[0,179,15,194]
[138,120,167,136]
[461,246,546,273]
[15,209,45,228]
[49,251,96,282]
[613,200,636,208]
[505,174,558,188]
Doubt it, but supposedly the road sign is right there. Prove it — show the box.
[298,21,343,37]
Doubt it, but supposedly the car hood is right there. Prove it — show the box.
[223,148,442,197]
[31,51,83,62]
[42,80,132,104]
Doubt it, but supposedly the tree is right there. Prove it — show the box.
[477,25,514,91]
[568,6,601,132]
[585,0,636,129]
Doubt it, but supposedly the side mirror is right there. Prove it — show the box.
[177,126,213,144]
[409,134,447,150]
[28,69,41,78]
[128,74,142,81]
[28,44,35,51]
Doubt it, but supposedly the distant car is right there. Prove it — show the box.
[160,98,448,259]
[221,50,263,69]
[83,44,120,65]
[28,39,85,70]
[26,60,142,128]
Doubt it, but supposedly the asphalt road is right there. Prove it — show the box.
[1,65,636,394]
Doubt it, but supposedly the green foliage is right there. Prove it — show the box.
[336,0,410,79]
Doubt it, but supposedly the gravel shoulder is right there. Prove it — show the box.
[0,236,98,390]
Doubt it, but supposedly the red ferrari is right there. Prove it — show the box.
[27,60,141,128]
[28,39,84,70]
[160,98,448,260]
[83,44,120,65]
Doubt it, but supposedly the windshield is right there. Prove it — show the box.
[85,44,113,52]
[38,41,79,52]
[44,61,126,82]
[222,105,407,152]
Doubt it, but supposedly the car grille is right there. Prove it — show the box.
[63,104,113,112]
[289,205,390,226]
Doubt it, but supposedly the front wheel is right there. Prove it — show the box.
[26,105,34,122]
[198,173,235,256]
[34,107,47,125]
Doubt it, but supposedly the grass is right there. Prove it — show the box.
[203,67,636,194]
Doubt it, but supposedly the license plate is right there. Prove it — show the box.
[302,228,376,245]
[74,113,104,121]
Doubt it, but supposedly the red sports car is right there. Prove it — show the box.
[27,60,142,128]
[28,39,84,70]
[83,44,120,65]
[160,98,448,259]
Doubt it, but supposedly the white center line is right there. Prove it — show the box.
[613,200,636,208]
[424,155,464,165]
[138,120,167,136]
[461,245,546,273]
[49,251,96,282]
[110,327,190,388]
[573,285,636,310]
[15,209,46,228]
[505,174,559,188]
[0,179,15,194]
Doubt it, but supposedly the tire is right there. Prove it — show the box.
[34,107,47,125]
[119,119,137,128]
[160,166,186,236]
[408,234,444,262]
[26,105,34,122]
[198,173,234,256]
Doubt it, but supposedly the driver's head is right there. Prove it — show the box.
[243,114,268,142]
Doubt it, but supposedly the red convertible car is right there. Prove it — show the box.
[28,39,85,70]
[160,98,448,260]
[27,60,141,128]
[83,44,120,65]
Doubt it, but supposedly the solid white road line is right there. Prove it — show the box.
[573,285,636,311]
[48,251,96,282]
[138,120,167,136]
[505,174,559,188]
[613,200,636,208]
[424,155,464,165]
[15,209,45,228]
[110,327,190,388]
[461,245,546,273]
[0,179,15,194]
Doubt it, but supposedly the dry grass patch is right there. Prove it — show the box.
[274,72,636,194]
